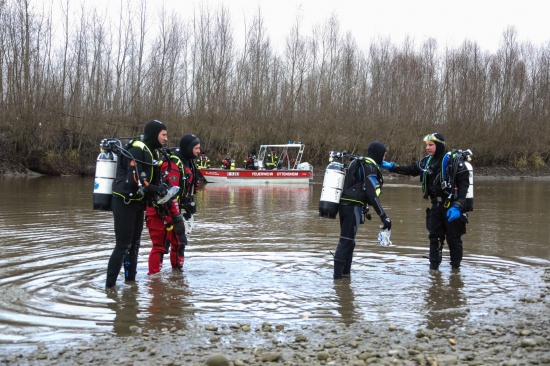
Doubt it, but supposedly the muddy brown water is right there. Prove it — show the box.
[0,175,548,350]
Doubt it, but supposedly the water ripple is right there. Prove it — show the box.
[0,177,548,349]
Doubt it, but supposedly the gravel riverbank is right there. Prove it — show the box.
[3,269,549,366]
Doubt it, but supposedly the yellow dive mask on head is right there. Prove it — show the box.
[423,133,445,144]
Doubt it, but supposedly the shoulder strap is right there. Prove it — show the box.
[421,156,432,193]
[363,157,384,191]
[170,154,184,169]
[128,140,155,184]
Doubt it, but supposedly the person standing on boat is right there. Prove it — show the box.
[381,133,470,270]
[197,152,210,169]
[106,120,168,288]
[244,152,257,170]
[264,149,278,170]
[333,142,391,279]
[221,156,234,170]
[147,134,201,273]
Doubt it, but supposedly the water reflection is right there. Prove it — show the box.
[0,176,548,349]
[333,279,358,325]
[424,271,467,329]
[105,270,196,336]
[106,285,140,336]
[143,275,194,331]
[196,184,313,245]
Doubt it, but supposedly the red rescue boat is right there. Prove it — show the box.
[198,143,313,184]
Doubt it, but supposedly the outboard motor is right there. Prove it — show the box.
[319,152,346,218]
[93,139,118,211]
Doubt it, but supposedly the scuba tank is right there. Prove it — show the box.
[319,152,346,218]
[93,139,119,211]
[446,149,474,212]
[455,149,474,211]
[464,158,474,211]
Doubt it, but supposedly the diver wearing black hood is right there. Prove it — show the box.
[381,133,470,270]
[106,120,168,288]
[147,134,201,274]
[333,141,392,279]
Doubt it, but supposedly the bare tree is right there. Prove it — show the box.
[1,0,548,174]
[282,17,308,138]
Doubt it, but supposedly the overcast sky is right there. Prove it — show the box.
[170,0,550,53]
[53,0,549,54]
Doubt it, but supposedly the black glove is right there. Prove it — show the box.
[362,206,372,221]
[182,195,197,214]
[172,214,185,235]
[146,183,168,196]
[380,214,392,231]
[182,208,192,220]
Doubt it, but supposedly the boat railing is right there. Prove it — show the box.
[257,143,306,170]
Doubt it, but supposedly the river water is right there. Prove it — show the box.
[0,175,548,350]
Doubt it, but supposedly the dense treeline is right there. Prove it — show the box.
[1,0,549,175]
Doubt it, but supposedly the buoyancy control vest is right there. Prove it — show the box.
[340,157,383,206]
[112,140,156,202]
[167,155,191,195]
[168,153,198,214]
[422,150,474,211]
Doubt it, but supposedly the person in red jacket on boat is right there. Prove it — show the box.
[244,152,257,170]
[146,134,201,274]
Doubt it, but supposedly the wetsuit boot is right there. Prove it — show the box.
[448,238,463,269]
[334,259,345,279]
[106,244,127,288]
[123,253,135,281]
[170,249,185,271]
[342,243,355,277]
[429,239,443,270]
[124,242,140,281]
[106,258,122,288]
[148,243,166,275]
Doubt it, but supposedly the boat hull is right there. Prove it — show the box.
[199,168,312,184]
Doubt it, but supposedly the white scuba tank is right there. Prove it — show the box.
[464,161,474,211]
[93,151,117,210]
[319,161,346,218]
